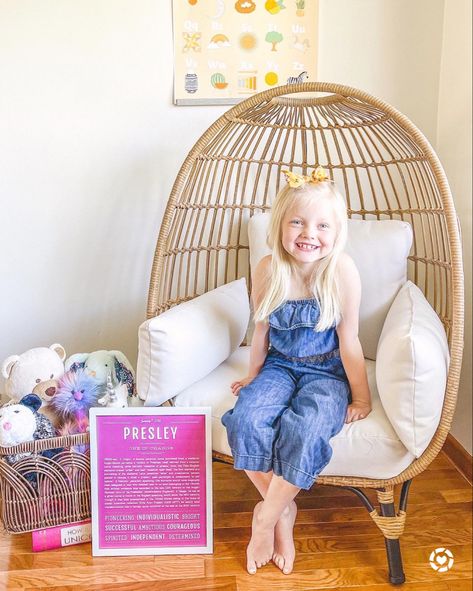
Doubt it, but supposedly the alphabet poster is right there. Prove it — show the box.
[90,407,212,556]
[173,0,318,105]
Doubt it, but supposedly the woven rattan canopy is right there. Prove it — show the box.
[147,82,464,488]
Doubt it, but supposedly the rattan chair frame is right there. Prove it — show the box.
[146,82,464,584]
[147,82,463,489]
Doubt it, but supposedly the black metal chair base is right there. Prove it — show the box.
[341,480,412,585]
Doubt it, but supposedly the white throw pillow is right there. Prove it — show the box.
[247,213,412,360]
[136,278,250,406]
[376,281,449,457]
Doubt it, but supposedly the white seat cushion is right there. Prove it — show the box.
[172,346,415,479]
[248,213,413,360]
[136,278,250,406]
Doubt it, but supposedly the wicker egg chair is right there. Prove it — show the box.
[147,83,464,584]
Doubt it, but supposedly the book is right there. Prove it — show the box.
[32,519,91,552]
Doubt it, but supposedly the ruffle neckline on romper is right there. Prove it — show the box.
[268,299,320,331]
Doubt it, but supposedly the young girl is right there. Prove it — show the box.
[221,168,372,576]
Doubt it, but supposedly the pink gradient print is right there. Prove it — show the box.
[96,414,207,549]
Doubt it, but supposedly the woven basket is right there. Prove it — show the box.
[0,433,90,533]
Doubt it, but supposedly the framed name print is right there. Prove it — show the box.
[89,407,212,556]
[173,0,319,105]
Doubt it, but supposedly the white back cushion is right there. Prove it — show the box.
[137,278,250,406]
[376,281,449,456]
[248,213,412,360]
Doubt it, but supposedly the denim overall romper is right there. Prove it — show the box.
[221,298,351,490]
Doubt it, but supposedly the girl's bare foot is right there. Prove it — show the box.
[272,500,297,575]
[246,501,275,575]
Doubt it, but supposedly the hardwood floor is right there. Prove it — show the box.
[0,451,471,590]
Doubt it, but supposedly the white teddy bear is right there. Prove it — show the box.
[0,398,41,448]
[1,344,66,407]
[0,394,58,464]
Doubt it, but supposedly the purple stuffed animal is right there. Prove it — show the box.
[51,369,103,423]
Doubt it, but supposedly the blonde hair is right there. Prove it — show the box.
[254,181,348,331]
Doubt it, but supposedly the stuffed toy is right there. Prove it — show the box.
[50,369,104,423]
[97,372,129,409]
[51,370,104,455]
[65,350,135,397]
[1,344,66,407]
[57,415,90,454]
[0,394,61,465]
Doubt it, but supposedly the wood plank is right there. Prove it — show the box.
[214,511,472,543]
[233,561,472,591]
[1,557,205,588]
[205,544,472,577]
[214,489,451,513]
[445,581,473,591]
[440,488,473,503]
[211,477,472,502]
[213,527,472,558]
[327,583,451,591]
[16,577,238,591]
[214,501,472,528]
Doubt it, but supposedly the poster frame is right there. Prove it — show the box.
[89,406,213,556]
[172,0,319,105]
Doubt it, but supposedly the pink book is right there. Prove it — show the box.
[32,520,91,552]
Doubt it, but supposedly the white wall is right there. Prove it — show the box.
[318,0,445,146]
[0,0,470,452]
[0,1,228,374]
[437,0,472,454]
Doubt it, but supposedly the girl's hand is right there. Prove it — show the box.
[345,401,372,423]
[231,376,255,396]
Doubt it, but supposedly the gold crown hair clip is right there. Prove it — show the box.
[282,167,330,188]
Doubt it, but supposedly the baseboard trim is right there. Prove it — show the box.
[442,434,472,484]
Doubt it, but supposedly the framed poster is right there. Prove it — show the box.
[89,407,212,556]
[173,0,318,105]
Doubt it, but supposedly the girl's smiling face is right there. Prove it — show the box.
[281,194,338,267]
